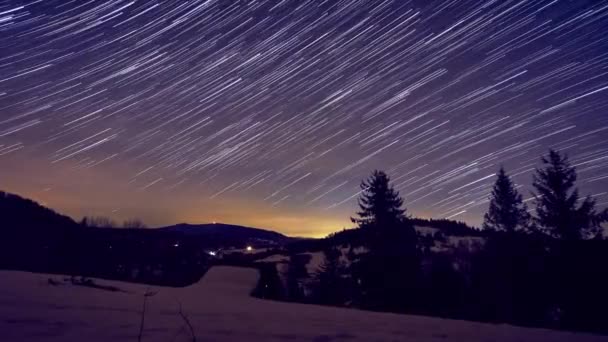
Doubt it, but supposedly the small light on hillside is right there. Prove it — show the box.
[173,243,179,247]
[246,246,253,252]
[208,251,216,256]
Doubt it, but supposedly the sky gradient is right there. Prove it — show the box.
[1,0,608,237]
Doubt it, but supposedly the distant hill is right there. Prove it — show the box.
[0,191,78,234]
[0,191,215,285]
[0,190,291,248]
[0,191,290,285]
[158,223,292,247]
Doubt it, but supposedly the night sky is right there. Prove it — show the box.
[1,0,608,237]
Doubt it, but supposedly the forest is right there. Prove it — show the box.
[256,149,608,334]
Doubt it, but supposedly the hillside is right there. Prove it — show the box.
[0,191,78,232]
[158,223,291,246]
[1,266,605,342]
[287,218,483,253]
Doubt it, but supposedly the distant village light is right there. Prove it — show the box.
[173,243,179,247]
[208,251,216,256]
[246,246,253,252]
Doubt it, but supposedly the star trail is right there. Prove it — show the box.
[1,0,608,236]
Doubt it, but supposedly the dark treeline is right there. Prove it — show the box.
[257,149,608,334]
[410,218,483,236]
[287,217,481,254]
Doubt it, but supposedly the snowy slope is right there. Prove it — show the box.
[1,267,606,342]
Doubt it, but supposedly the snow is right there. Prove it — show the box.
[1,267,606,341]
[447,235,485,249]
[253,254,290,263]
[221,247,268,255]
[302,251,325,275]
[414,225,485,253]
[415,225,441,235]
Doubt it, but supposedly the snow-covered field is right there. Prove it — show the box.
[1,267,606,341]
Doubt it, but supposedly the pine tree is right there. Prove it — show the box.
[252,263,283,300]
[483,167,530,232]
[286,253,310,302]
[533,150,607,240]
[350,170,419,312]
[351,170,407,230]
[314,247,344,305]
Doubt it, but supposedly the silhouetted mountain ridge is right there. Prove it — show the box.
[158,223,291,245]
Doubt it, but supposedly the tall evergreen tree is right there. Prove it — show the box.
[286,253,310,302]
[314,247,345,306]
[533,150,608,332]
[252,263,283,300]
[350,170,419,312]
[483,167,530,232]
[532,150,607,240]
[350,170,417,254]
[351,170,407,230]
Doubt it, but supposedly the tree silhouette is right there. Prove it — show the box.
[123,219,147,229]
[483,167,530,232]
[314,247,345,305]
[81,216,117,228]
[286,253,310,302]
[476,167,547,324]
[350,170,417,255]
[252,262,283,300]
[351,170,406,230]
[532,150,607,240]
[529,152,608,331]
[350,170,419,312]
